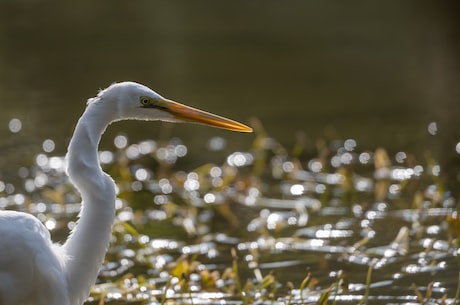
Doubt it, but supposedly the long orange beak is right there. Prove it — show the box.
[165,99,253,133]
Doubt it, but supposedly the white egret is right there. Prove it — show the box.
[0,81,252,305]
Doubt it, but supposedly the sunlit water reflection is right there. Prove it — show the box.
[1,2,460,303]
[1,129,459,305]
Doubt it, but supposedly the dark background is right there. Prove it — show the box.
[1,0,459,189]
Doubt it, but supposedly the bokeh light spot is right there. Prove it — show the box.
[428,122,437,135]
[42,139,56,153]
[114,135,128,149]
[8,118,22,133]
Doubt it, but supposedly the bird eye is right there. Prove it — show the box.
[140,97,151,106]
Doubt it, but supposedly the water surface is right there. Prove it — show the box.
[1,1,460,304]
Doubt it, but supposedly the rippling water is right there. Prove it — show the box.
[1,130,459,304]
[1,1,460,304]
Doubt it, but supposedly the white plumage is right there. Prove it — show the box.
[0,82,251,305]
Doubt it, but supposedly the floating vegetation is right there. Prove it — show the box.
[1,121,459,305]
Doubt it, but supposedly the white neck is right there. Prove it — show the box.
[63,102,117,305]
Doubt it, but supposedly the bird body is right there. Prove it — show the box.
[0,82,251,305]
[0,211,69,305]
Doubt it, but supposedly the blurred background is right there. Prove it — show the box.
[0,0,459,188]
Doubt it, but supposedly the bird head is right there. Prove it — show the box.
[88,81,252,133]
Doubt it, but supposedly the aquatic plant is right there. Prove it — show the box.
[1,122,459,305]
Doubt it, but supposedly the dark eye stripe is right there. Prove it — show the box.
[140,97,169,111]
[152,104,168,111]
[140,103,169,111]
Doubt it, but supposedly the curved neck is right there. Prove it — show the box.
[63,102,117,305]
